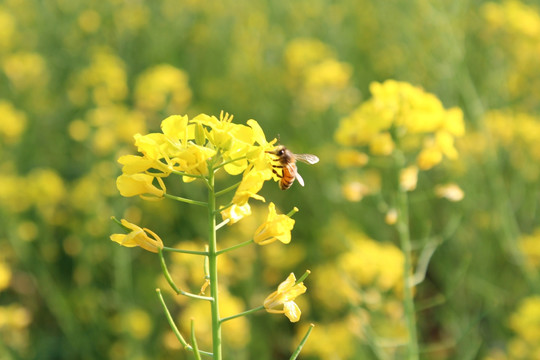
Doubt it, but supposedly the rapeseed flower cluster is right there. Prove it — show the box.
[111,111,312,358]
[336,80,465,170]
[285,37,357,112]
[482,1,540,107]
[335,80,465,202]
[305,219,407,358]
[484,111,540,181]
[115,112,277,215]
[485,296,540,359]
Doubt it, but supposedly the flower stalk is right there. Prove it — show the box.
[395,154,419,360]
[206,163,222,360]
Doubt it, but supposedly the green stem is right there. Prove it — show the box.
[170,168,205,179]
[156,288,190,349]
[216,239,254,256]
[158,248,213,301]
[164,193,208,207]
[215,181,241,197]
[156,289,214,357]
[220,305,264,324]
[289,324,315,360]
[191,319,203,360]
[162,246,208,256]
[214,155,247,170]
[207,167,222,360]
[396,188,419,360]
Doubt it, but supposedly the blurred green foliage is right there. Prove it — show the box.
[2,0,540,359]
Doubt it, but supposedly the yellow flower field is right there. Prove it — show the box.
[2,0,540,359]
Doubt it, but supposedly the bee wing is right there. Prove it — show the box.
[295,171,305,187]
[295,154,319,164]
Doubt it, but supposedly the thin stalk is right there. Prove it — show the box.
[162,246,208,256]
[216,239,254,256]
[207,167,222,360]
[215,219,230,231]
[156,289,214,357]
[214,155,247,170]
[220,305,264,324]
[215,181,241,197]
[156,288,190,349]
[170,169,205,179]
[164,193,207,207]
[396,188,419,360]
[158,248,213,301]
[289,324,315,360]
[191,319,203,360]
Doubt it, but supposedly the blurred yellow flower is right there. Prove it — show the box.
[417,146,443,170]
[505,295,540,358]
[0,9,15,50]
[335,80,465,171]
[400,165,419,191]
[68,49,127,106]
[264,272,307,322]
[110,219,164,253]
[253,202,295,245]
[3,52,49,91]
[434,183,465,202]
[0,261,11,291]
[385,208,398,225]
[519,229,540,269]
[135,64,192,114]
[0,100,26,144]
[336,149,369,168]
[78,10,101,33]
[370,132,395,156]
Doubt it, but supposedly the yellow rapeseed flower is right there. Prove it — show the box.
[399,165,419,191]
[135,64,192,113]
[110,219,164,253]
[221,166,273,224]
[434,183,465,201]
[264,273,307,322]
[253,203,295,245]
[116,173,164,198]
[335,79,465,171]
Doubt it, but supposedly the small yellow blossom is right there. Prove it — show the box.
[264,272,307,322]
[222,167,272,221]
[519,229,540,269]
[78,10,101,33]
[417,146,443,170]
[336,150,369,168]
[110,219,164,253]
[342,181,370,202]
[3,52,49,91]
[117,155,157,175]
[135,64,192,113]
[0,100,26,143]
[399,165,418,191]
[221,204,252,225]
[0,261,11,291]
[116,173,164,198]
[385,208,398,225]
[434,183,465,202]
[370,132,395,156]
[253,203,295,245]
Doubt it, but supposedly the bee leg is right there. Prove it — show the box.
[272,168,283,178]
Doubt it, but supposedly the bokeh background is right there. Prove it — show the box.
[2,0,540,359]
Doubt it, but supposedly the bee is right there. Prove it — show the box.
[268,145,319,190]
